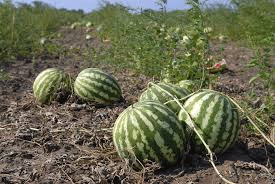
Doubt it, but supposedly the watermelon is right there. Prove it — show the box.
[176,80,195,91]
[74,68,122,104]
[178,90,240,154]
[33,68,70,104]
[113,101,186,169]
[139,83,190,114]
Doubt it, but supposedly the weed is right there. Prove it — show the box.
[0,69,10,81]
[247,46,275,118]
[83,0,213,88]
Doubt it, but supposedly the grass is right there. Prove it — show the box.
[0,0,83,60]
[205,0,275,46]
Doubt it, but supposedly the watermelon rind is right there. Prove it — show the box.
[113,101,186,169]
[178,90,240,154]
[176,80,195,91]
[139,82,190,114]
[74,68,122,104]
[33,68,71,104]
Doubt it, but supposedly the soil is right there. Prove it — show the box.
[0,27,274,184]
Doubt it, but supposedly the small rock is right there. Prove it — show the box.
[70,103,86,111]
[45,112,54,117]
[247,141,256,149]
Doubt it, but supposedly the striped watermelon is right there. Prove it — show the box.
[139,83,190,114]
[33,68,70,104]
[178,90,240,154]
[74,68,122,104]
[113,101,186,169]
[176,80,195,91]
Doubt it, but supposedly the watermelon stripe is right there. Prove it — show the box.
[154,131,176,162]
[76,76,119,97]
[135,110,155,132]
[200,94,219,129]
[74,81,106,102]
[195,93,217,130]
[74,68,121,103]
[210,98,229,152]
[37,74,60,96]
[219,99,233,147]
[220,100,238,151]
[143,103,183,162]
[224,110,239,151]
[113,101,185,167]
[131,110,159,161]
[189,92,214,119]
[80,69,121,92]
[131,110,150,146]
[34,71,58,93]
[179,90,240,154]
[183,91,208,108]
[125,112,133,156]
[83,69,119,84]
[80,73,121,93]
[33,68,69,103]
[118,112,129,157]
[133,108,162,161]
[146,89,162,102]
[153,106,182,134]
[140,83,190,114]
[147,105,184,150]
[74,78,119,102]
[160,83,186,98]
[33,69,57,88]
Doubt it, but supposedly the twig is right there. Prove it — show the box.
[60,166,75,184]
[234,161,272,176]
[17,138,42,147]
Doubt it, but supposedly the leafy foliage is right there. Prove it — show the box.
[84,0,211,87]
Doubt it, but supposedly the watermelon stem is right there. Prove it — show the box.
[149,82,236,184]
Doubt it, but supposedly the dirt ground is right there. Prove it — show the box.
[0,27,274,184]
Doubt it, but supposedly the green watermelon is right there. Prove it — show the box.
[178,90,240,154]
[139,83,190,114]
[176,80,195,91]
[33,68,70,104]
[113,101,186,169]
[74,68,122,103]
